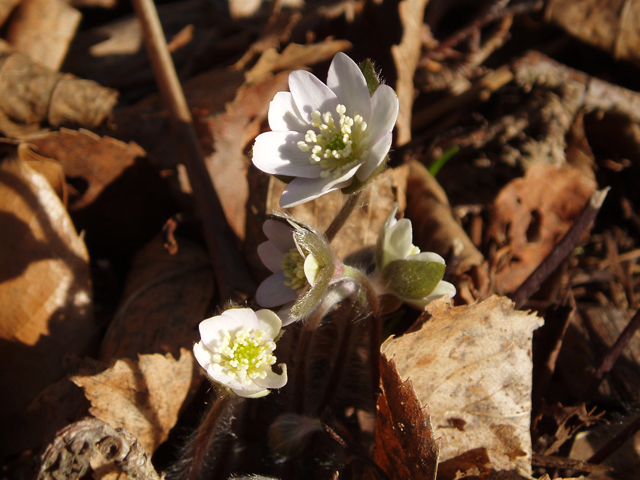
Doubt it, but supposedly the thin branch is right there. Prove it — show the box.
[511,188,609,308]
[587,414,640,465]
[131,0,254,301]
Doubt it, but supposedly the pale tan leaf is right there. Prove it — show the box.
[382,295,543,476]
[72,349,194,455]
[0,154,96,456]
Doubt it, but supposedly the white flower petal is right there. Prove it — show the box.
[268,92,308,133]
[367,84,399,140]
[253,131,324,178]
[404,280,457,310]
[278,301,296,326]
[258,241,285,273]
[383,218,414,266]
[409,251,445,264]
[289,70,339,123]
[198,317,225,347]
[221,308,259,330]
[254,309,283,340]
[280,176,351,208]
[254,364,288,390]
[256,271,299,307]
[355,130,392,182]
[303,254,320,285]
[193,341,213,370]
[262,219,296,251]
[326,52,372,121]
[237,384,271,399]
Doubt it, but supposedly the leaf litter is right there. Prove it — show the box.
[1,0,640,479]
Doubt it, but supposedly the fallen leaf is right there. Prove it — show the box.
[364,355,439,480]
[72,349,195,456]
[23,128,145,209]
[406,160,484,273]
[99,234,214,362]
[0,154,97,456]
[382,295,543,476]
[487,164,596,294]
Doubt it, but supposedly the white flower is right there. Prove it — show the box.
[256,218,336,324]
[376,206,456,309]
[252,52,399,207]
[193,308,287,398]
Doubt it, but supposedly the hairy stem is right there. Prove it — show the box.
[325,191,362,242]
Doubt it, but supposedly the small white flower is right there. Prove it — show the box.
[252,52,399,207]
[376,206,456,309]
[193,308,287,398]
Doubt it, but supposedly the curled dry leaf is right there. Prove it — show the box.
[382,295,543,477]
[71,349,195,456]
[22,128,145,209]
[363,355,439,480]
[406,160,484,273]
[487,164,596,294]
[0,154,97,456]
[100,235,214,362]
[6,0,81,71]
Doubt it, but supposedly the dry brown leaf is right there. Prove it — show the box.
[22,128,145,209]
[6,0,81,71]
[546,0,640,66]
[391,0,430,145]
[258,165,408,262]
[364,355,439,480]
[0,154,97,456]
[72,349,194,456]
[100,235,214,362]
[0,0,20,27]
[487,164,596,294]
[382,295,543,476]
[406,160,484,273]
[245,40,352,84]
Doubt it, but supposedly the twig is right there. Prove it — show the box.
[325,191,362,242]
[585,307,640,397]
[131,0,254,301]
[587,414,640,465]
[511,188,609,308]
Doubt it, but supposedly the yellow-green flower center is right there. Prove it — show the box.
[281,247,308,293]
[297,104,368,179]
[211,328,277,384]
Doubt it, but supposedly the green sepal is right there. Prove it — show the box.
[274,174,295,184]
[359,59,381,97]
[382,259,446,299]
[341,156,389,195]
[293,228,333,266]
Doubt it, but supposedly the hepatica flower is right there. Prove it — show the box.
[376,206,456,309]
[193,308,287,398]
[253,52,399,207]
[256,218,338,323]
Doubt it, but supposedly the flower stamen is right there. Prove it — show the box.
[297,104,368,179]
[281,248,309,293]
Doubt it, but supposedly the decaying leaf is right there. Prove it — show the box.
[99,235,214,362]
[488,164,596,294]
[546,0,640,66]
[406,160,484,273]
[72,349,195,456]
[22,129,145,210]
[0,154,97,456]
[382,295,543,476]
[364,355,439,480]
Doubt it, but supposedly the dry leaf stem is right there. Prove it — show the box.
[131,0,254,300]
[511,188,609,308]
[586,413,640,466]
